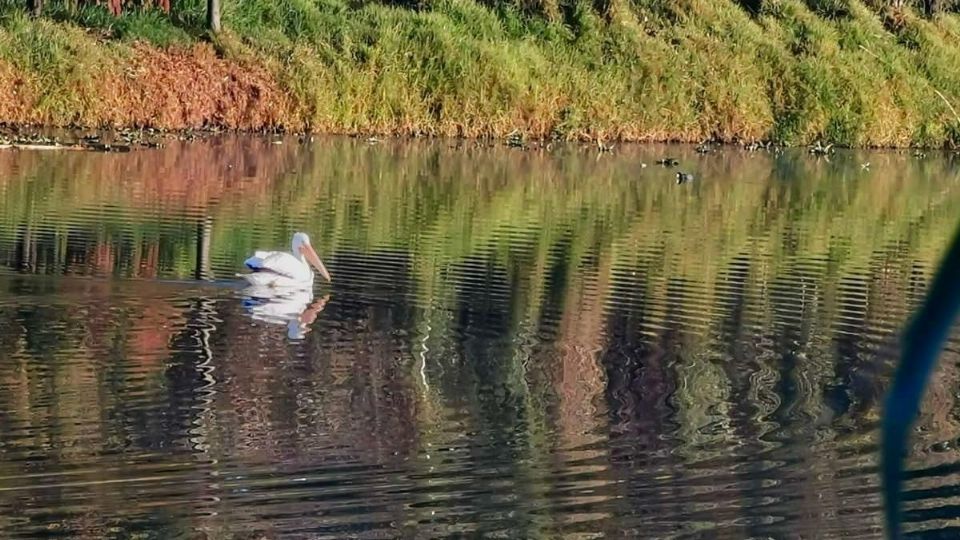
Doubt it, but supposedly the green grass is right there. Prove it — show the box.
[1,0,960,146]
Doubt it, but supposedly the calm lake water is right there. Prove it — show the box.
[0,136,958,539]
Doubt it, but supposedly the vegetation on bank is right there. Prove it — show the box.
[0,0,959,146]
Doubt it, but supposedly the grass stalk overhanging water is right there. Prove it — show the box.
[882,221,960,538]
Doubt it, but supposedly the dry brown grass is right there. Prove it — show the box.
[111,43,298,130]
[0,41,299,131]
[0,57,37,124]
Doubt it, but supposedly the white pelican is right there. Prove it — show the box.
[241,232,331,289]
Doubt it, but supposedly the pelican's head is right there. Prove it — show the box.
[292,232,331,282]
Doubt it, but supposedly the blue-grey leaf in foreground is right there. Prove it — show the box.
[883,223,960,539]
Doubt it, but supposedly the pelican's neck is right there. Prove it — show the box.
[292,245,312,281]
[296,252,311,275]
[291,236,314,278]
[291,240,305,264]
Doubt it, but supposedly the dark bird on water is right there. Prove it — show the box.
[656,158,679,166]
[676,172,694,184]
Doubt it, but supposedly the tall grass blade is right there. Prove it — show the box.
[883,222,960,539]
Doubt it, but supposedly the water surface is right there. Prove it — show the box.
[0,137,959,538]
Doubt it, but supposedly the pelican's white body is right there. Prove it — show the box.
[241,232,325,289]
[243,250,315,288]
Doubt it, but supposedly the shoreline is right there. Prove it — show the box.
[1,105,958,153]
[3,125,958,157]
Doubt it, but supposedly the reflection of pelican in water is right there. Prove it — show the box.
[241,285,330,340]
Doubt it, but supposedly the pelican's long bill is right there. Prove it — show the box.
[300,243,332,282]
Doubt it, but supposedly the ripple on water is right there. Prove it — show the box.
[0,138,958,538]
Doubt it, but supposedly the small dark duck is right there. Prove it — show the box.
[656,158,680,167]
[676,172,695,184]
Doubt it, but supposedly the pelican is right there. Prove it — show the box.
[241,232,331,289]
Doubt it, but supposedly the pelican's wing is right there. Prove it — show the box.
[244,251,301,278]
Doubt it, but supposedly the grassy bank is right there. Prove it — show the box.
[0,0,959,147]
